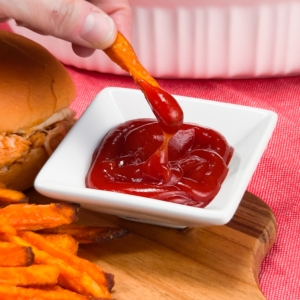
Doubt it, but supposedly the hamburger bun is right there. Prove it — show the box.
[0,30,76,191]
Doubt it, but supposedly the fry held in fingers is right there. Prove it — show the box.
[104,32,159,87]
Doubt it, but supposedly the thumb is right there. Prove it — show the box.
[0,0,117,50]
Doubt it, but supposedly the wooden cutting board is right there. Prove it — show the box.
[26,189,277,300]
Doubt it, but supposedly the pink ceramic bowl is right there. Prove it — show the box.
[9,0,300,78]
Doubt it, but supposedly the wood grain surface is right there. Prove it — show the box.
[26,189,277,300]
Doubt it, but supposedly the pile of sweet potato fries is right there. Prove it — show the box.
[0,183,128,299]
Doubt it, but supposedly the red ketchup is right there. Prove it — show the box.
[86,80,233,207]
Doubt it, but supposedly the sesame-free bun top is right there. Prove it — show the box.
[0,30,76,133]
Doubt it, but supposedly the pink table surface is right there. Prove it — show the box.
[1,22,299,300]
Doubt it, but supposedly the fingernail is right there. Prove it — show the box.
[81,12,116,49]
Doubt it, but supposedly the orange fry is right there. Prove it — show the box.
[38,224,129,244]
[0,188,28,204]
[2,233,111,298]
[0,216,16,235]
[0,241,34,267]
[104,32,159,87]
[18,231,113,294]
[0,265,59,286]
[0,285,103,300]
[40,233,79,255]
[0,203,80,230]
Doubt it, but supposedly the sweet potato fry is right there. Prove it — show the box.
[38,224,129,244]
[40,233,79,255]
[19,231,113,293]
[0,216,16,235]
[104,32,159,87]
[0,241,34,267]
[0,203,80,230]
[18,231,113,296]
[2,233,111,298]
[0,188,28,204]
[0,285,105,300]
[0,265,59,286]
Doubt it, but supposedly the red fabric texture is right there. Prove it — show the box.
[1,22,300,299]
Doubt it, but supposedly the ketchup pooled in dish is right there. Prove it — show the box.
[86,80,233,207]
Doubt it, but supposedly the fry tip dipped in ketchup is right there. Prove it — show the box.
[86,33,233,207]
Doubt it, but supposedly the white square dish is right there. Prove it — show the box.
[34,87,277,228]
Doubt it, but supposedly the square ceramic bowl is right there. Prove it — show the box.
[8,0,300,78]
[34,87,277,228]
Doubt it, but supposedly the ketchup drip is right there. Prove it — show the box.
[136,80,183,183]
[86,81,233,207]
[137,80,183,135]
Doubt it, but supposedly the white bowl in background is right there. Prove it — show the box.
[34,87,277,228]
[8,0,300,79]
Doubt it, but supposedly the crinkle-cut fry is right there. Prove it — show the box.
[0,285,106,300]
[40,233,79,255]
[0,203,80,230]
[1,233,111,299]
[0,188,28,204]
[38,224,129,244]
[104,32,159,87]
[0,265,59,286]
[0,241,34,267]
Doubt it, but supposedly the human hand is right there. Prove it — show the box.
[0,0,132,57]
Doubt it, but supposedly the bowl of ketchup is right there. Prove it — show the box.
[34,87,277,228]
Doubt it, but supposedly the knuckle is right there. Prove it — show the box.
[47,0,79,34]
